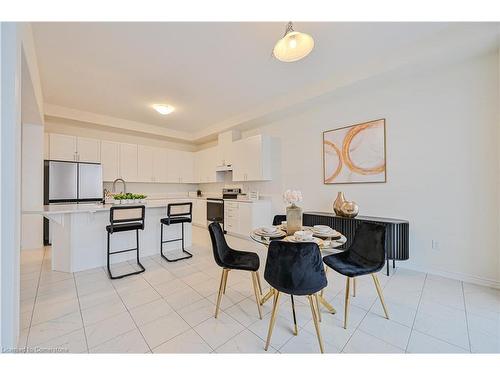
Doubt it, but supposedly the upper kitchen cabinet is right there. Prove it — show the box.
[119,143,138,182]
[49,133,77,161]
[49,133,100,163]
[76,137,101,163]
[232,134,272,181]
[195,147,219,183]
[100,140,120,181]
[166,149,195,183]
[137,145,154,182]
[152,147,168,183]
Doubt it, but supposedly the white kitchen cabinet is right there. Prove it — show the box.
[100,140,120,181]
[76,137,101,163]
[152,147,168,183]
[195,147,219,183]
[179,151,195,183]
[137,145,154,182]
[224,200,271,237]
[192,199,207,227]
[49,133,77,161]
[232,135,272,182]
[119,143,138,182]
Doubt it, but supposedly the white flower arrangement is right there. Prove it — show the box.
[283,189,303,206]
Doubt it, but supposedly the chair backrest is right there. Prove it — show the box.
[272,215,287,226]
[347,222,386,267]
[167,202,192,218]
[208,222,230,268]
[264,241,327,296]
[109,205,145,229]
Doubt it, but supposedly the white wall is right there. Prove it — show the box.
[201,51,500,287]
[21,123,44,250]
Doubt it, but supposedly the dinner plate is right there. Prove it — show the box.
[283,236,324,246]
[253,229,286,238]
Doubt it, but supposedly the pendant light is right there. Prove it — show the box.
[273,22,314,62]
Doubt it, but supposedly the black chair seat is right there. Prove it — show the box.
[323,251,384,277]
[161,216,192,225]
[221,250,260,272]
[106,222,143,233]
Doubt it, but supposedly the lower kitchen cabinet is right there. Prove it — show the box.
[192,199,207,227]
[224,200,271,237]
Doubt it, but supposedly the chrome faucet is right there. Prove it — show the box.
[112,178,127,194]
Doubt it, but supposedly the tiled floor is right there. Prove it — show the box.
[18,227,500,353]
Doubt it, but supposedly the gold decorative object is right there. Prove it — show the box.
[286,204,303,235]
[340,201,359,218]
[333,192,346,215]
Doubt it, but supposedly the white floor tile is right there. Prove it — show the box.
[90,329,150,353]
[467,311,500,353]
[119,286,161,310]
[248,314,296,349]
[164,287,204,310]
[225,297,271,327]
[153,329,212,353]
[129,298,174,327]
[85,311,136,349]
[358,311,411,350]
[216,329,273,353]
[36,328,88,354]
[414,299,469,350]
[407,330,468,353]
[193,311,245,349]
[177,298,216,326]
[138,311,191,348]
[28,311,83,347]
[81,299,127,326]
[343,330,404,353]
[279,328,338,353]
[31,298,80,326]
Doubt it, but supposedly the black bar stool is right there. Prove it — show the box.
[106,205,146,279]
[160,202,193,262]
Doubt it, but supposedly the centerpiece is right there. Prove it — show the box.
[283,189,303,235]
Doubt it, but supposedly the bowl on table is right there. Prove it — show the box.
[294,230,314,242]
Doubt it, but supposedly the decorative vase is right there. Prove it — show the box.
[333,192,346,215]
[286,203,303,235]
[340,201,359,218]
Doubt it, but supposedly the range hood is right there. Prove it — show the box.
[216,164,233,172]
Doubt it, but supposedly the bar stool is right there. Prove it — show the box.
[160,202,193,262]
[106,205,146,279]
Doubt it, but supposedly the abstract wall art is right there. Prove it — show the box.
[323,119,386,184]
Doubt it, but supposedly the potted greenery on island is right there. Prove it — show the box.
[112,193,147,204]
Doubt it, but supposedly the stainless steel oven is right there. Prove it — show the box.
[207,198,224,230]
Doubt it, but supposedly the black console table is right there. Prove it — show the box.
[304,212,409,276]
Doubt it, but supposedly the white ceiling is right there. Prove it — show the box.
[32,22,499,142]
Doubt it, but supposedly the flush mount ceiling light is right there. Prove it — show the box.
[273,22,314,62]
[152,104,175,115]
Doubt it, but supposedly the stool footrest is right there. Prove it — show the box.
[109,247,138,255]
[107,262,145,280]
[161,249,193,263]
[161,238,182,244]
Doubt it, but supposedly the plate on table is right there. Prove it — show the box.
[253,228,286,238]
[312,226,341,239]
[283,236,324,246]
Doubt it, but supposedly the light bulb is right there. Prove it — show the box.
[289,37,297,49]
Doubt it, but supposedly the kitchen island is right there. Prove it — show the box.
[25,200,193,273]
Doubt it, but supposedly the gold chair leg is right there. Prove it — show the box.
[290,295,298,335]
[255,271,263,296]
[223,269,229,294]
[372,274,389,319]
[251,272,263,319]
[314,293,322,322]
[308,294,325,353]
[215,269,227,318]
[344,277,351,329]
[264,291,281,351]
[353,277,356,297]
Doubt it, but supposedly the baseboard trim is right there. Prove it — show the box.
[398,263,500,290]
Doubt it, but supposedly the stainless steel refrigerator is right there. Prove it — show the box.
[43,160,103,244]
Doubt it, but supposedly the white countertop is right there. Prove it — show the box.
[24,198,193,215]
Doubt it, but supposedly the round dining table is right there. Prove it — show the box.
[250,226,347,315]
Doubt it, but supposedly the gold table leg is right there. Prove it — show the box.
[260,288,275,305]
[317,294,337,314]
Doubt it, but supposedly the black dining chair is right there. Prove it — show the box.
[208,222,263,320]
[272,215,287,226]
[264,241,328,353]
[323,222,389,329]
[106,205,146,279]
[160,202,193,262]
